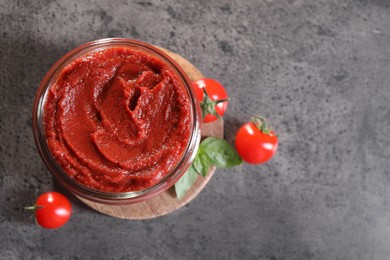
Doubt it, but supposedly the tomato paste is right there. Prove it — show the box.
[44,47,191,192]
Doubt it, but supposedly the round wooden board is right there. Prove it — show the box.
[77,47,224,219]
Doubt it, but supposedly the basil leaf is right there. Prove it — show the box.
[174,165,198,199]
[175,137,242,198]
[193,152,211,177]
[201,137,243,168]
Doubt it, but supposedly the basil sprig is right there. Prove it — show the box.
[174,137,242,199]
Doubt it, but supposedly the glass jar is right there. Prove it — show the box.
[32,38,201,205]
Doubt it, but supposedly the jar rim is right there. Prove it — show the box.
[32,38,201,204]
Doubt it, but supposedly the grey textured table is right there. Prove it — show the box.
[1,0,390,259]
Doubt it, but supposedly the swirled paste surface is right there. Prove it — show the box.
[44,47,191,192]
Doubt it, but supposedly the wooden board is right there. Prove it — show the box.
[77,48,223,219]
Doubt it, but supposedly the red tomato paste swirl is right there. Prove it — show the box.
[44,47,191,192]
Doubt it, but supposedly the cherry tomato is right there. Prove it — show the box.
[235,116,278,164]
[27,192,72,229]
[192,78,229,123]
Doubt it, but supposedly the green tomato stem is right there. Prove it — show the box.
[251,115,274,135]
[24,205,44,211]
[200,88,229,120]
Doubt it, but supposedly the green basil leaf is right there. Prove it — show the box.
[174,165,198,199]
[200,137,243,168]
[192,155,203,176]
[193,152,211,177]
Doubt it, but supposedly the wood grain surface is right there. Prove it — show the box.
[77,48,224,219]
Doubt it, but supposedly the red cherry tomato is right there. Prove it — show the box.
[235,117,278,164]
[31,192,72,229]
[192,78,229,123]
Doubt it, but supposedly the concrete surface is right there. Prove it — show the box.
[1,0,390,259]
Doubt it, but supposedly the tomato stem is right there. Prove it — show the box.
[251,115,274,135]
[24,205,44,211]
[215,98,230,104]
[200,88,229,120]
